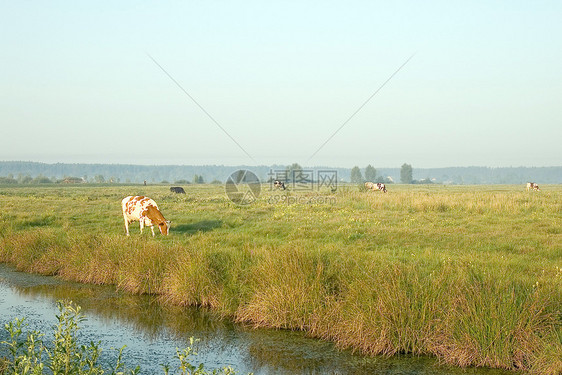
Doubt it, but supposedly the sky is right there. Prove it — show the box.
[1,1,561,168]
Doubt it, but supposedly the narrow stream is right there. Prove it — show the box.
[0,264,510,374]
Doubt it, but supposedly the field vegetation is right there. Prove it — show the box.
[0,183,560,373]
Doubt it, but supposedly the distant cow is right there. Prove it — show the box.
[526,182,540,191]
[122,196,170,236]
[375,183,387,193]
[365,181,387,193]
[170,186,186,194]
[273,180,286,190]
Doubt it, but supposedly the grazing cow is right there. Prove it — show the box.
[170,186,186,194]
[375,183,387,193]
[526,182,540,191]
[365,181,387,193]
[122,196,170,236]
[273,180,286,190]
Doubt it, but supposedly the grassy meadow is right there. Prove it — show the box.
[0,183,561,373]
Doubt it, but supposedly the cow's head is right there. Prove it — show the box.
[158,220,171,235]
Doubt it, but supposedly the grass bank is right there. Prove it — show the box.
[0,184,561,373]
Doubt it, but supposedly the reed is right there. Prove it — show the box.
[0,184,560,373]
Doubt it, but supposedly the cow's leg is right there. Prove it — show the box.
[139,221,144,234]
[150,226,155,237]
[123,215,130,236]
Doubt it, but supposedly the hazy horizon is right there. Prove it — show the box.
[1,159,561,171]
[2,2,561,168]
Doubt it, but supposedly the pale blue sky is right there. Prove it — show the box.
[1,1,561,168]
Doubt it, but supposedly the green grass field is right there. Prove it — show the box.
[0,183,561,373]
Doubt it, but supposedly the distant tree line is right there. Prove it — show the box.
[349,163,424,185]
[400,163,413,184]
[350,164,395,184]
[0,162,561,185]
[0,174,56,184]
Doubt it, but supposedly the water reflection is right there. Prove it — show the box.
[0,265,511,374]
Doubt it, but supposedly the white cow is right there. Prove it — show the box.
[122,195,170,236]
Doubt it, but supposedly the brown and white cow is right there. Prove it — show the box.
[526,182,540,191]
[365,181,387,193]
[122,196,170,236]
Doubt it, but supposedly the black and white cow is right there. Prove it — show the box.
[375,183,387,193]
[273,180,286,190]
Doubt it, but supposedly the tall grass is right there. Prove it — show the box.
[0,184,560,373]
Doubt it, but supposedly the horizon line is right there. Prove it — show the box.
[0,160,561,170]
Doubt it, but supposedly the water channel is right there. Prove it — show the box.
[0,264,510,374]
